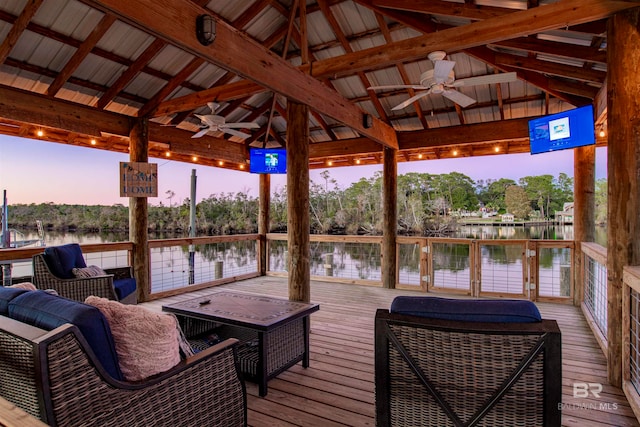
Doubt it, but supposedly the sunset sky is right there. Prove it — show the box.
[0,134,607,206]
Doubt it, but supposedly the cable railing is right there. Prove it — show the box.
[623,265,640,421]
[581,242,608,350]
[147,235,260,297]
[265,234,574,302]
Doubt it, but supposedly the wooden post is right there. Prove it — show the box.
[129,118,150,303]
[324,253,334,277]
[382,147,397,289]
[214,261,223,279]
[287,100,310,303]
[573,145,596,306]
[606,9,640,388]
[259,173,270,275]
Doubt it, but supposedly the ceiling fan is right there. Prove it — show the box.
[368,51,518,110]
[192,102,259,139]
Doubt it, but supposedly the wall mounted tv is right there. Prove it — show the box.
[249,148,287,174]
[528,105,595,155]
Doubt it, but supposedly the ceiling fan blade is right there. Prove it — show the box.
[433,60,456,83]
[223,128,252,139]
[192,127,210,139]
[442,89,477,108]
[391,90,432,111]
[368,84,425,91]
[452,72,518,87]
[223,122,260,129]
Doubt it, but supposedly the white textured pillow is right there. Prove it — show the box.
[85,296,181,381]
[72,265,107,278]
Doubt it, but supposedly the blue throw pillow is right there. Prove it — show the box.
[0,287,28,315]
[8,291,123,380]
[390,296,542,323]
[44,244,87,279]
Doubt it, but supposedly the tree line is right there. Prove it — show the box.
[7,171,607,236]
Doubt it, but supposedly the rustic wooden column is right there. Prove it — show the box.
[129,118,150,303]
[287,100,310,303]
[382,147,397,289]
[606,9,640,387]
[573,145,596,306]
[258,173,270,275]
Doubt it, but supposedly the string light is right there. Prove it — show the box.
[453,150,458,156]
[418,153,423,159]
[494,146,500,153]
[36,129,44,137]
[218,160,224,166]
[599,127,606,138]
[355,159,361,165]
[90,139,97,145]
[327,161,333,166]
[165,151,171,157]
[192,156,198,162]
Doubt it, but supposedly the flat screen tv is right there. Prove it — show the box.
[249,148,287,174]
[528,105,595,154]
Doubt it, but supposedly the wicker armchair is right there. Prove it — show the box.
[32,244,136,304]
[0,315,247,427]
[375,297,562,427]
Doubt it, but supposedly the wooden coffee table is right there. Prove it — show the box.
[163,290,319,396]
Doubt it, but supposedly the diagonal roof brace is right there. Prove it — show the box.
[85,0,398,150]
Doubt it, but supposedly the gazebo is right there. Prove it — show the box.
[1,0,640,413]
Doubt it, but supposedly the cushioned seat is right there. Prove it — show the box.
[0,288,247,426]
[8,290,123,380]
[32,243,137,304]
[44,244,87,279]
[390,295,542,323]
[376,296,561,426]
[113,277,136,300]
[0,287,28,315]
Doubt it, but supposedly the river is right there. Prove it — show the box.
[8,225,606,294]
[14,223,607,248]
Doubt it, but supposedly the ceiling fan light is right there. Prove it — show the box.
[196,15,216,46]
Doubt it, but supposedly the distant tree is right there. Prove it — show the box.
[519,175,555,218]
[551,173,574,214]
[505,185,530,219]
[477,178,517,213]
[595,178,607,224]
[342,173,382,234]
[433,172,478,212]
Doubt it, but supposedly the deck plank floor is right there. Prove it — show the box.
[142,277,639,427]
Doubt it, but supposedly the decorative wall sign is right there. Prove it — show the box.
[120,162,158,197]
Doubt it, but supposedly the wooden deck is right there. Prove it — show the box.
[142,277,640,427]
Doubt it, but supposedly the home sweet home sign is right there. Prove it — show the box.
[120,162,158,197]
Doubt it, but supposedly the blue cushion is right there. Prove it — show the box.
[0,287,28,315]
[8,291,123,380]
[113,278,136,300]
[44,244,87,279]
[390,296,542,323]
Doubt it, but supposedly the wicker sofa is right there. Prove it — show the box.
[32,243,137,304]
[375,296,562,427]
[0,287,247,427]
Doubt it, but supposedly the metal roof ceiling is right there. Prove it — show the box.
[0,0,623,170]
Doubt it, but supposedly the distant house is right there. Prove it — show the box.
[501,213,514,223]
[555,202,574,224]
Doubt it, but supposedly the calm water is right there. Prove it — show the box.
[13,224,607,247]
[5,225,606,293]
